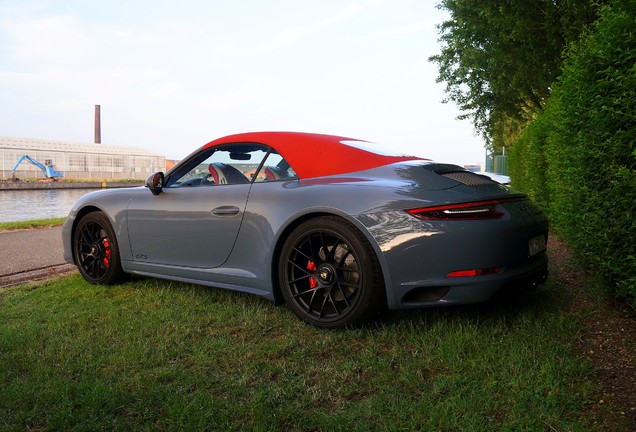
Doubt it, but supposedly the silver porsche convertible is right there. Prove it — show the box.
[63,132,548,328]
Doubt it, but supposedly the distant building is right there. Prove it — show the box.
[463,164,482,173]
[0,136,165,180]
[165,159,179,171]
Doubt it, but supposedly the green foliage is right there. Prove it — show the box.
[430,0,601,148]
[0,275,593,430]
[509,115,550,211]
[511,0,636,300]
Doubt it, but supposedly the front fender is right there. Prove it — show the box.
[62,188,139,265]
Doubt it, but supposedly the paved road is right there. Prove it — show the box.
[0,226,76,287]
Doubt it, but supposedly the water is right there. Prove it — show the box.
[0,189,101,222]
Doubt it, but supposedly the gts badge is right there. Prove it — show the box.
[135,254,148,260]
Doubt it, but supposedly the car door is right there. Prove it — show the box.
[126,143,269,268]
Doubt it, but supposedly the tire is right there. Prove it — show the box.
[279,216,386,328]
[73,211,126,285]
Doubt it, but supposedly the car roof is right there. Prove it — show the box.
[202,131,425,179]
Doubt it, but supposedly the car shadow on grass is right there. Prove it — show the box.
[119,273,565,332]
[384,279,565,329]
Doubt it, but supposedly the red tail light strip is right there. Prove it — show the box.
[406,197,527,221]
[447,267,501,278]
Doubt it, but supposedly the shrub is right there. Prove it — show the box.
[510,0,636,301]
[509,115,550,211]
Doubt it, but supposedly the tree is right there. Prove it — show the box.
[429,0,601,150]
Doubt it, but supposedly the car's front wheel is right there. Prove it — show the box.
[73,211,125,285]
[279,216,386,328]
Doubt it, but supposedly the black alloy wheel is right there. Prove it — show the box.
[279,216,385,328]
[73,212,125,285]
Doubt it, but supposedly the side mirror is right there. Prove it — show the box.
[145,172,165,195]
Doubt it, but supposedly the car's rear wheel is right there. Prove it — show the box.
[73,212,125,285]
[279,216,385,328]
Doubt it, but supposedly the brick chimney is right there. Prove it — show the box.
[94,104,101,144]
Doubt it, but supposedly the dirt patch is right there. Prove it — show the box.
[548,236,636,430]
[0,264,77,289]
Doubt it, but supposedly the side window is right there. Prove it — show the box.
[253,152,298,183]
[167,144,269,187]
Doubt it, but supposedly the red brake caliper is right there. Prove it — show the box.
[102,237,111,267]
[307,261,318,289]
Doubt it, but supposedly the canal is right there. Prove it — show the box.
[0,189,101,222]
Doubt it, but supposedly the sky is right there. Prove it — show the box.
[0,0,487,166]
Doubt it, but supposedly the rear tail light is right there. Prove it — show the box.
[406,197,528,221]
[406,200,504,220]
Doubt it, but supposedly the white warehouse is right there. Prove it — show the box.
[0,136,165,180]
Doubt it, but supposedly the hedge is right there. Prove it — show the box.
[508,115,550,212]
[510,0,636,301]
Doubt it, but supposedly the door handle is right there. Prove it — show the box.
[212,206,240,216]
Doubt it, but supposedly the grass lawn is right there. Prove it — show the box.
[0,274,593,431]
[0,217,66,231]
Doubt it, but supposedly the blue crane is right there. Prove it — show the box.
[12,155,64,180]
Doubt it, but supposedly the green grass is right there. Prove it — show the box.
[0,217,66,231]
[0,275,593,431]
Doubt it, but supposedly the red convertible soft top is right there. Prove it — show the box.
[203,131,424,179]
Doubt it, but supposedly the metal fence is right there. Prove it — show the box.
[486,154,509,175]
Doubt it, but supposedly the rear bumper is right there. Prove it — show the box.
[391,252,548,309]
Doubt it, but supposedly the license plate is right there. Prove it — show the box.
[529,234,547,256]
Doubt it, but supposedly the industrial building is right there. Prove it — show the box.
[0,136,165,180]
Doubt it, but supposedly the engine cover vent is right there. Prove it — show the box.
[437,171,496,186]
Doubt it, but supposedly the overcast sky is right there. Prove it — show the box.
[0,0,486,165]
